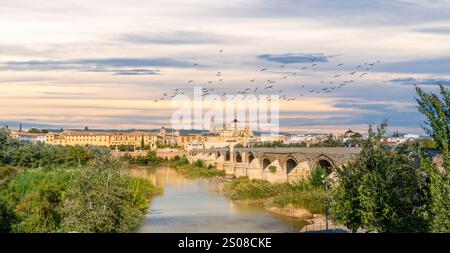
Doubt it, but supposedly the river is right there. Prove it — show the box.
[133,167,307,233]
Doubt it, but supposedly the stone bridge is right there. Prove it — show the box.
[188,147,361,183]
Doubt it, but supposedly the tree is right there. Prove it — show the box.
[330,121,429,232]
[27,128,42,133]
[415,84,450,232]
[140,135,145,151]
[61,157,143,232]
[415,85,450,167]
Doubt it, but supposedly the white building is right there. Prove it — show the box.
[10,131,47,143]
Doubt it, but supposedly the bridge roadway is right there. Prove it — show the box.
[189,147,362,183]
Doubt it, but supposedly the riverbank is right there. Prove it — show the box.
[222,177,326,221]
[166,157,226,178]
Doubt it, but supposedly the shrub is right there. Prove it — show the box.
[60,157,152,232]
[309,165,326,188]
[268,166,277,174]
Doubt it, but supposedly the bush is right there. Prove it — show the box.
[1,169,72,232]
[60,157,155,232]
[268,166,277,174]
[224,177,325,213]
[193,160,204,168]
[309,165,326,188]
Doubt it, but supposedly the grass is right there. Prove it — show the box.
[224,174,326,214]
[166,157,226,179]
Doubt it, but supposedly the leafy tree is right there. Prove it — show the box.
[309,165,326,188]
[330,121,429,232]
[415,85,450,167]
[61,157,145,232]
[27,128,42,133]
[415,84,450,232]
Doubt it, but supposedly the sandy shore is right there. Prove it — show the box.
[265,204,314,219]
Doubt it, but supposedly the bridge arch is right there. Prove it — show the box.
[225,151,231,161]
[262,157,271,169]
[285,156,298,174]
[316,155,335,174]
[234,151,243,163]
[247,152,255,164]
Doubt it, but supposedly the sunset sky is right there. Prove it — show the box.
[1,0,450,134]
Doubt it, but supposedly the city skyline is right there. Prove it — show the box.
[1,0,450,134]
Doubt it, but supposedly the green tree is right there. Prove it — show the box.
[140,135,145,151]
[61,157,144,232]
[415,84,450,232]
[309,165,326,188]
[415,85,450,167]
[330,121,429,232]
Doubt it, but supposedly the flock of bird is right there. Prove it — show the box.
[153,49,381,103]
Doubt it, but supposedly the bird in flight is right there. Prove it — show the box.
[264,85,273,89]
[279,64,285,68]
[301,67,308,70]
[360,73,367,77]
[219,49,223,53]
[350,71,356,75]
[193,63,199,66]
[250,78,255,82]
[260,68,267,71]
[216,72,222,76]
[337,63,344,66]
[188,80,193,84]
[334,75,341,78]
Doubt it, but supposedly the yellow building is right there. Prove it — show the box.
[45,130,159,150]
[178,119,254,150]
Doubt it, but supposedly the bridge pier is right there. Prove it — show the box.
[223,161,235,175]
[234,163,247,177]
[246,158,262,180]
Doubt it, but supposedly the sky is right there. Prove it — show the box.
[1,0,450,134]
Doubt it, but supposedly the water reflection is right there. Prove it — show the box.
[133,167,306,233]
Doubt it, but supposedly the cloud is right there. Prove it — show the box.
[213,0,450,26]
[414,27,450,34]
[1,58,192,71]
[375,56,450,74]
[84,69,160,75]
[257,53,329,64]
[328,98,423,130]
[389,77,450,85]
[117,31,229,45]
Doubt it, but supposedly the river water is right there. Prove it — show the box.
[134,167,306,233]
